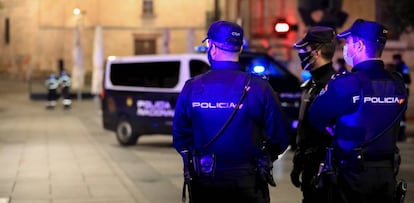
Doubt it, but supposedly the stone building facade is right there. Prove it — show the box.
[0,0,221,82]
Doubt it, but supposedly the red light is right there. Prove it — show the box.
[275,22,290,33]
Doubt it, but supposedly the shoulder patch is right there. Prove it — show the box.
[319,71,352,94]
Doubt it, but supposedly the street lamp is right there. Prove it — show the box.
[73,8,81,16]
[72,7,84,100]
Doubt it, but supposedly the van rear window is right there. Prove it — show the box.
[110,61,180,88]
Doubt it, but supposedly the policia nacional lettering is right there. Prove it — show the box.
[136,100,175,117]
[352,96,405,104]
[192,102,243,109]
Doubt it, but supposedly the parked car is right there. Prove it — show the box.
[101,51,301,147]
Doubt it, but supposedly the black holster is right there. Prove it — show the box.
[312,147,337,189]
[394,179,407,203]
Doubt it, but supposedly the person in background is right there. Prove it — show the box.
[58,70,72,109]
[45,73,59,109]
[309,19,407,203]
[290,26,337,203]
[172,20,290,203]
[392,53,411,141]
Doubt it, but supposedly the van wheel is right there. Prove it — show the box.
[116,119,139,146]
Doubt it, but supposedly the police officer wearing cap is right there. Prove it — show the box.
[173,20,289,203]
[290,26,337,203]
[308,19,407,203]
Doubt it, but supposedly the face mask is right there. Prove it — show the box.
[298,51,314,70]
[343,44,357,67]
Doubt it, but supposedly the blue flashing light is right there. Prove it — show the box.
[194,45,208,53]
[253,65,265,74]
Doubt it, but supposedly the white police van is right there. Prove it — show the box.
[101,54,210,146]
[101,52,301,146]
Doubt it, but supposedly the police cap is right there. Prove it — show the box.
[202,20,244,52]
[337,18,388,44]
[293,26,336,49]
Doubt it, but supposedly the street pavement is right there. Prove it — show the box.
[0,76,413,203]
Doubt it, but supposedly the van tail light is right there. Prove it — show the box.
[100,86,105,99]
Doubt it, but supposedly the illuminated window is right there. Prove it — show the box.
[143,0,154,16]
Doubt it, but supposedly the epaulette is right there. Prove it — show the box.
[317,71,350,95]
[330,71,351,81]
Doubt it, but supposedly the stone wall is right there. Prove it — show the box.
[0,0,212,81]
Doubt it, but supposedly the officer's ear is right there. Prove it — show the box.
[314,48,322,56]
[209,42,217,52]
[358,41,365,52]
[354,39,364,52]
[311,47,321,58]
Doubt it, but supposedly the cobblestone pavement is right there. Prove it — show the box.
[0,77,413,203]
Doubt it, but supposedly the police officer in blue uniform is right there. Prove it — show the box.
[308,19,407,203]
[290,26,337,203]
[173,20,289,203]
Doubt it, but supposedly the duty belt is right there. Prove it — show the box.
[334,149,395,168]
[338,159,393,168]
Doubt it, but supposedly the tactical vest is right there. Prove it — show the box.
[335,72,406,159]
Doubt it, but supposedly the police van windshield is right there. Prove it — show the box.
[109,59,211,88]
[110,61,180,88]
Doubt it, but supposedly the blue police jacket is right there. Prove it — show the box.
[309,60,407,157]
[173,60,289,169]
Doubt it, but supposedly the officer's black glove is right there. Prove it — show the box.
[257,155,276,187]
[290,169,302,188]
[291,148,305,188]
[180,150,192,183]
